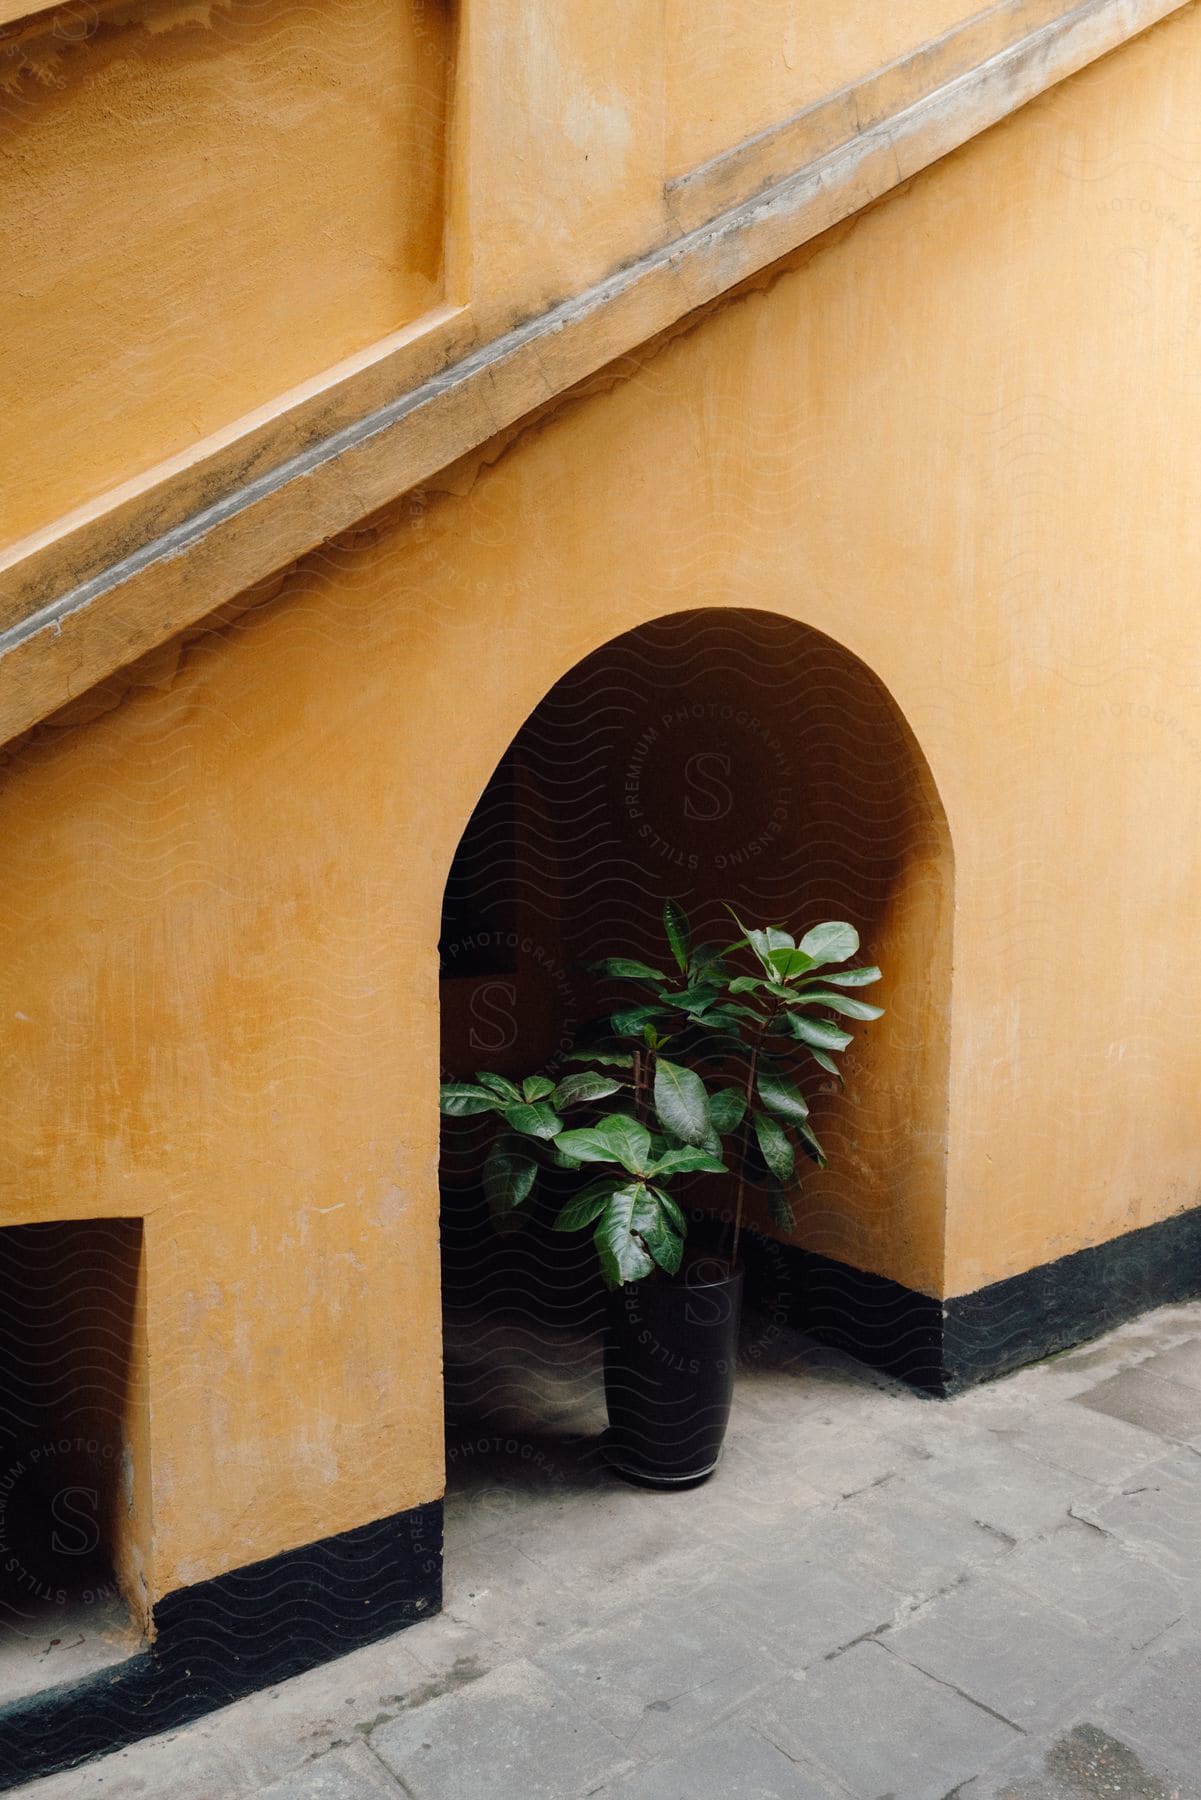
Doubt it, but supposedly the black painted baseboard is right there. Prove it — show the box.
[0,1498,442,1791]
[745,1204,1201,1396]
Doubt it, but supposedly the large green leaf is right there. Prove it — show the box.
[769,948,817,982]
[752,1109,795,1182]
[702,1003,761,1026]
[440,1083,502,1116]
[798,921,860,966]
[786,1013,854,1052]
[552,1071,624,1109]
[723,906,776,976]
[482,1141,538,1214]
[553,1180,617,1232]
[502,1101,563,1139]
[522,1075,557,1102]
[595,1185,657,1287]
[756,1069,810,1123]
[555,1112,652,1171]
[767,1186,796,1232]
[653,1058,712,1147]
[593,1113,654,1172]
[649,1185,688,1234]
[645,1223,684,1276]
[687,944,726,980]
[793,988,883,1021]
[475,1072,522,1101]
[661,981,722,1015]
[741,931,776,977]
[552,1127,619,1166]
[591,958,666,980]
[727,975,766,995]
[561,1049,636,1068]
[796,1118,828,1168]
[611,1003,668,1037]
[811,965,881,988]
[663,900,691,974]
[708,1086,747,1133]
[806,1046,845,1083]
[648,1145,727,1177]
[630,1191,684,1276]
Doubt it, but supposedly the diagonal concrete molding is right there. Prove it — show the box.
[0,0,1188,746]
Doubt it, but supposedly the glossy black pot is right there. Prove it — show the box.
[602,1261,743,1489]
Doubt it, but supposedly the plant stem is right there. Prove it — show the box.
[729,999,778,1275]
[728,1046,757,1276]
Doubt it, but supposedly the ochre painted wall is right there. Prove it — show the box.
[0,0,448,547]
[666,0,980,175]
[1,6,1200,1604]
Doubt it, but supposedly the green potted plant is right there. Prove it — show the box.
[440,901,883,1487]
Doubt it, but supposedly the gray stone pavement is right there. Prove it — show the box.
[14,1299,1201,1800]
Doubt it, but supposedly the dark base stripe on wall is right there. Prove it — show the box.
[0,1498,442,1792]
[746,1203,1201,1396]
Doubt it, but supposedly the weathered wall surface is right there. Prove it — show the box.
[4,0,1179,651]
[0,0,449,546]
[1,4,1200,1600]
[666,0,981,174]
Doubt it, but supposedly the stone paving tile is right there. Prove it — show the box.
[369,1660,631,1800]
[897,1434,1095,1543]
[504,1486,721,1604]
[984,1396,1174,1485]
[956,1719,1201,1799]
[439,1530,609,1655]
[1090,1623,1201,1792]
[697,1550,904,1667]
[1069,1446,1201,1588]
[670,1429,828,1554]
[883,1569,1125,1729]
[1137,1337,1201,1393]
[396,1611,498,1683]
[1072,1367,1201,1443]
[1002,1321,1201,1411]
[995,1518,1185,1643]
[532,1594,784,1759]
[255,1742,405,1799]
[746,1639,1020,1799]
[594,1720,840,1799]
[701,1454,1015,1646]
[791,1475,1014,1600]
[755,1412,926,1504]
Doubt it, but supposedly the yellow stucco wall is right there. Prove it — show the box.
[666,0,981,174]
[0,0,449,547]
[4,0,1147,603]
[1,5,1200,1605]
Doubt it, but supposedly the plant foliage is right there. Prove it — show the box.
[440,901,883,1288]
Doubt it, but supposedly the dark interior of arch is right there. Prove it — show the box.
[438,607,949,1441]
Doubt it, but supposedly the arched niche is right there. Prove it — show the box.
[438,606,954,1358]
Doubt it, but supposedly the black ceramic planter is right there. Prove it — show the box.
[602,1262,744,1489]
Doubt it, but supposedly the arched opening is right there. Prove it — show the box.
[437,607,953,1511]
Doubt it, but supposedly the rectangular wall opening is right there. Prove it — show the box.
[0,1219,149,1706]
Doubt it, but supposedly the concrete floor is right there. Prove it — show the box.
[14,1297,1201,1800]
